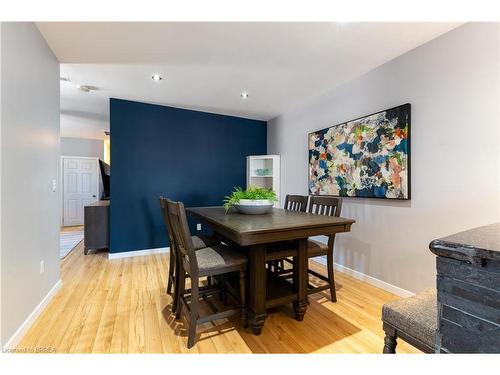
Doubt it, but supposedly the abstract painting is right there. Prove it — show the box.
[308,104,410,199]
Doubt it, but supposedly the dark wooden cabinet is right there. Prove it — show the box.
[429,223,500,353]
[84,200,110,254]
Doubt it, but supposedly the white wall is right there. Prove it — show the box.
[61,136,104,159]
[0,23,60,347]
[0,22,3,346]
[268,23,500,294]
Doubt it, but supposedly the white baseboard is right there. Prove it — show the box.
[313,257,415,298]
[107,247,413,297]
[3,279,62,351]
[108,246,169,260]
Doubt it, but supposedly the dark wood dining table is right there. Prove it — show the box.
[186,206,355,335]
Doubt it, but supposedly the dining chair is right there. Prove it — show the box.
[159,196,219,312]
[165,198,248,348]
[305,195,342,301]
[278,196,342,301]
[284,194,309,212]
[270,194,309,272]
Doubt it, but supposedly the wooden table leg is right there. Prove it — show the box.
[248,244,267,335]
[292,238,308,321]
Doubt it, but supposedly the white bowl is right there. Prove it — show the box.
[237,199,274,206]
[234,199,274,214]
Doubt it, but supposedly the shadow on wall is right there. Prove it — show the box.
[341,197,412,209]
[335,235,373,274]
[332,197,411,276]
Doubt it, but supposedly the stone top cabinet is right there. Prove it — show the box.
[429,223,500,353]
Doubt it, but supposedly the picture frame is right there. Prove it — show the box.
[308,103,411,200]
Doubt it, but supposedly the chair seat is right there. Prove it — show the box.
[382,288,437,348]
[196,244,247,276]
[307,239,328,257]
[266,239,327,260]
[266,240,298,261]
[192,234,219,250]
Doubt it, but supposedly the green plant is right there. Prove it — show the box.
[223,186,277,212]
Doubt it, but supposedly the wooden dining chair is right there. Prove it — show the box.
[305,196,342,301]
[159,197,219,312]
[278,196,342,301]
[165,198,248,348]
[284,194,309,212]
[270,194,309,272]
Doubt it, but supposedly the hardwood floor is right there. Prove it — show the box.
[60,225,84,233]
[18,241,420,353]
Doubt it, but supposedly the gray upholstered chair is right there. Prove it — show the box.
[382,288,437,353]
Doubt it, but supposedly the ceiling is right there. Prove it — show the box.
[37,22,461,140]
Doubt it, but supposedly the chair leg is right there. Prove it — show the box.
[326,250,337,302]
[383,324,398,353]
[172,260,180,313]
[269,261,275,272]
[187,280,199,349]
[175,269,186,320]
[167,250,175,295]
[222,275,228,306]
[217,275,224,300]
[239,270,248,327]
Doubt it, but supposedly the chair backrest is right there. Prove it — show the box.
[284,194,309,212]
[164,198,198,275]
[159,196,176,254]
[308,196,342,217]
[309,196,342,249]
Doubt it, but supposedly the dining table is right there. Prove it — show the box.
[186,206,355,335]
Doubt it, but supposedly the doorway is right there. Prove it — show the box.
[61,156,100,226]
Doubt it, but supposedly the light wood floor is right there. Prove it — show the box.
[18,237,420,353]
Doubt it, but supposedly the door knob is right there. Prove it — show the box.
[93,195,96,198]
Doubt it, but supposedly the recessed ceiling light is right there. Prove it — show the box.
[240,92,249,99]
[76,84,89,92]
[76,84,98,93]
[152,74,163,82]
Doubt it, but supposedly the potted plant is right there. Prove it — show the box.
[223,186,277,214]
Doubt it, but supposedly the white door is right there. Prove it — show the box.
[62,157,99,226]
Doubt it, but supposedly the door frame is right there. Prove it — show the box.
[60,156,100,227]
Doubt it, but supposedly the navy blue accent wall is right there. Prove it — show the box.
[109,98,267,253]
